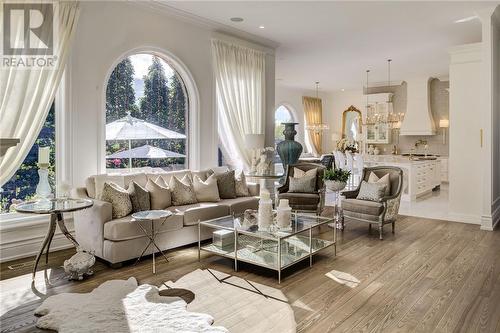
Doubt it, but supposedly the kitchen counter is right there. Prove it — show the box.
[363,154,441,201]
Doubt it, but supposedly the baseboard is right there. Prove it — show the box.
[0,218,75,263]
[447,212,482,225]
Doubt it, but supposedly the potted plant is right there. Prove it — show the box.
[323,168,351,192]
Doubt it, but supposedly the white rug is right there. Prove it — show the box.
[34,277,228,333]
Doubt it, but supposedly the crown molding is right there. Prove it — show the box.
[130,1,279,50]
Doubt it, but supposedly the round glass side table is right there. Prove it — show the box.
[131,210,172,274]
[15,198,93,279]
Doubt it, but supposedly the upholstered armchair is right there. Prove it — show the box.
[277,163,326,214]
[341,166,403,240]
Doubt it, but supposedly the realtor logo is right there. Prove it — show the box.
[3,3,54,56]
[1,2,57,68]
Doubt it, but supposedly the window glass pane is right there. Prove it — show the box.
[274,105,294,173]
[105,54,188,172]
[1,103,56,213]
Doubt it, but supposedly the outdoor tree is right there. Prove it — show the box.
[139,56,170,128]
[106,57,138,122]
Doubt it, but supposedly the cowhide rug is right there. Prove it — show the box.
[34,277,227,333]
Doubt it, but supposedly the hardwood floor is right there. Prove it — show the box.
[1,216,500,332]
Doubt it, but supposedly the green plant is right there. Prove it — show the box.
[323,168,351,183]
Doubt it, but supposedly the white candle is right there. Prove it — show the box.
[38,146,50,164]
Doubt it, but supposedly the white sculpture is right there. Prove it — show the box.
[63,247,95,280]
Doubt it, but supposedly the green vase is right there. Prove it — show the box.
[277,122,303,171]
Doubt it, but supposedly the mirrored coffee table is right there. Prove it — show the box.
[198,213,336,283]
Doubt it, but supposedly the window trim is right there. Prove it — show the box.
[99,46,200,173]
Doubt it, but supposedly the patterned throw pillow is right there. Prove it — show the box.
[193,174,220,202]
[127,181,150,213]
[169,174,198,206]
[100,182,132,219]
[145,178,171,210]
[235,172,249,197]
[293,167,317,179]
[213,170,237,199]
[368,172,391,196]
[288,174,316,193]
[356,181,387,201]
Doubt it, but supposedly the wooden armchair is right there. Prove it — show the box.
[341,166,403,240]
[277,163,326,214]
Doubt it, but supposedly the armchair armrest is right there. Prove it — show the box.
[341,189,359,199]
[70,187,112,258]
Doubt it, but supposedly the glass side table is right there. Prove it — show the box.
[15,198,93,280]
[131,210,172,274]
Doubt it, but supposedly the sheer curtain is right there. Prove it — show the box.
[303,96,323,156]
[0,2,80,186]
[212,39,265,170]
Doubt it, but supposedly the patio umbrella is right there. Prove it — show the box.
[107,144,185,159]
[106,112,186,168]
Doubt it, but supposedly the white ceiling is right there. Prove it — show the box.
[164,1,498,92]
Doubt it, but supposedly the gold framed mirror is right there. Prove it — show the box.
[341,105,362,141]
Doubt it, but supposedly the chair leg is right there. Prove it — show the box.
[379,224,383,240]
[368,223,372,234]
[392,222,395,234]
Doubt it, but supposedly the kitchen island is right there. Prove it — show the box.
[364,155,441,201]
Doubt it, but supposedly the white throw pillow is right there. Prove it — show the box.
[145,178,171,210]
[193,174,220,202]
[368,172,391,196]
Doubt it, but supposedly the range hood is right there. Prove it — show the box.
[400,77,436,136]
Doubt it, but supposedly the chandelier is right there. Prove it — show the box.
[362,60,404,128]
[306,81,330,133]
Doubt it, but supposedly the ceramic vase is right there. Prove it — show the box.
[276,123,303,171]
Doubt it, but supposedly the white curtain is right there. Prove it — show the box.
[0,2,80,186]
[212,39,265,170]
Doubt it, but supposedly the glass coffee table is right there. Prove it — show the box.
[198,213,336,283]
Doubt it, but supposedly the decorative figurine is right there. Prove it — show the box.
[63,247,95,281]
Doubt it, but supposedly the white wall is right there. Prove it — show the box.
[69,2,275,187]
[275,85,333,154]
[448,43,483,224]
[493,8,500,229]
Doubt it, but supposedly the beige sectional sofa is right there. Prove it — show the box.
[71,169,259,265]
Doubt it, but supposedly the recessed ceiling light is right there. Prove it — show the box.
[259,25,265,29]
[454,15,478,23]
[230,17,244,22]
[341,89,345,92]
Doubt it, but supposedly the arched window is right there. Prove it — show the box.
[274,104,295,144]
[274,104,295,173]
[105,53,189,171]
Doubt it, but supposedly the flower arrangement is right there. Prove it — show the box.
[336,138,359,153]
[323,168,351,183]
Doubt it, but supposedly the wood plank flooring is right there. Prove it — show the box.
[1,216,499,332]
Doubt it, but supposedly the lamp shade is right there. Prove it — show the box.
[245,134,265,149]
[439,119,449,128]
[331,132,341,141]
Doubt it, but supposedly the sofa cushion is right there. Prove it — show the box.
[193,174,220,202]
[278,192,319,206]
[93,173,148,199]
[127,181,150,212]
[149,170,192,185]
[145,178,171,209]
[220,197,259,215]
[100,182,132,219]
[342,198,384,216]
[191,169,214,182]
[103,214,183,241]
[235,172,249,197]
[167,203,229,226]
[169,174,198,206]
[213,170,237,199]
